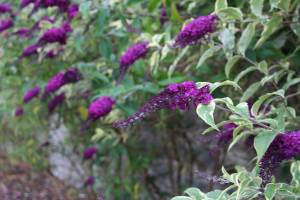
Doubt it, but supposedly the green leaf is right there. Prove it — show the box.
[217,7,243,21]
[215,0,228,12]
[98,37,112,60]
[184,187,207,199]
[261,75,275,86]
[282,78,300,90]
[171,197,192,200]
[96,10,109,35]
[234,66,258,84]
[74,36,84,53]
[291,5,300,38]
[168,46,189,78]
[219,28,235,59]
[240,82,261,103]
[161,46,170,60]
[196,46,221,68]
[258,119,278,129]
[196,101,219,131]
[251,90,284,118]
[209,80,242,92]
[258,61,268,74]
[277,0,290,13]
[264,183,282,200]
[238,23,255,56]
[89,71,110,83]
[202,118,248,135]
[269,0,280,10]
[228,130,252,150]
[149,51,160,74]
[291,161,300,187]
[254,18,281,49]
[236,178,252,199]
[276,108,285,130]
[254,130,278,162]
[225,55,241,77]
[79,2,92,19]
[250,0,265,17]
[158,76,186,86]
[148,0,162,12]
[227,102,251,119]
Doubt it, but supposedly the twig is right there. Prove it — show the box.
[215,104,284,134]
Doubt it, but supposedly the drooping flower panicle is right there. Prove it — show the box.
[0,4,13,13]
[113,81,213,129]
[20,0,35,9]
[42,67,82,99]
[0,19,13,32]
[84,176,95,186]
[22,44,38,57]
[173,15,219,48]
[23,87,41,103]
[48,92,65,112]
[116,42,149,85]
[81,96,116,130]
[68,3,79,21]
[15,107,23,117]
[83,147,98,159]
[259,130,300,186]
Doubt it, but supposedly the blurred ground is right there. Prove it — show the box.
[0,156,96,200]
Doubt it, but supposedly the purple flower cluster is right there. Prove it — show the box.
[173,15,219,48]
[38,22,73,45]
[23,87,41,103]
[84,176,95,186]
[0,19,13,32]
[28,0,70,17]
[14,28,30,37]
[20,0,35,9]
[68,4,79,21]
[259,130,300,186]
[43,67,82,98]
[113,81,213,129]
[45,48,63,59]
[22,44,38,57]
[48,92,65,112]
[160,8,168,24]
[116,42,149,85]
[0,4,13,13]
[15,107,23,117]
[83,147,98,159]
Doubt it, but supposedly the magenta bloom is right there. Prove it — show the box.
[68,3,79,21]
[173,15,219,48]
[15,107,23,117]
[84,176,95,186]
[38,22,72,45]
[83,147,98,159]
[20,0,35,8]
[116,42,149,85]
[15,28,30,37]
[48,92,65,112]
[0,19,13,32]
[114,82,213,129]
[22,44,38,57]
[0,4,13,13]
[23,87,41,103]
[81,96,116,130]
[28,0,70,17]
[259,130,300,186]
[45,49,55,59]
[43,67,82,99]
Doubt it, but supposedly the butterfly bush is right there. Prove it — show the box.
[29,0,70,17]
[81,96,116,130]
[0,4,13,13]
[15,107,23,117]
[22,44,38,57]
[116,42,149,85]
[42,67,82,99]
[23,87,41,103]
[38,22,73,46]
[83,147,98,159]
[259,130,300,186]
[68,3,79,21]
[0,19,13,32]
[20,0,35,9]
[114,81,213,129]
[173,14,219,48]
[14,28,30,37]
[84,176,95,186]
[48,92,65,112]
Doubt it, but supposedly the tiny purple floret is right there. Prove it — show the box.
[83,147,98,159]
[23,87,41,103]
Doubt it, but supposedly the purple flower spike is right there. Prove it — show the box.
[0,4,13,13]
[83,147,98,159]
[61,21,73,33]
[48,92,65,112]
[45,49,55,59]
[173,15,219,48]
[259,130,300,187]
[39,28,68,45]
[42,68,82,99]
[116,42,149,85]
[15,107,23,117]
[68,3,79,21]
[81,96,116,130]
[15,28,30,37]
[113,82,213,129]
[0,19,13,32]
[22,44,38,57]
[20,0,35,9]
[23,87,41,103]
[84,176,95,186]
